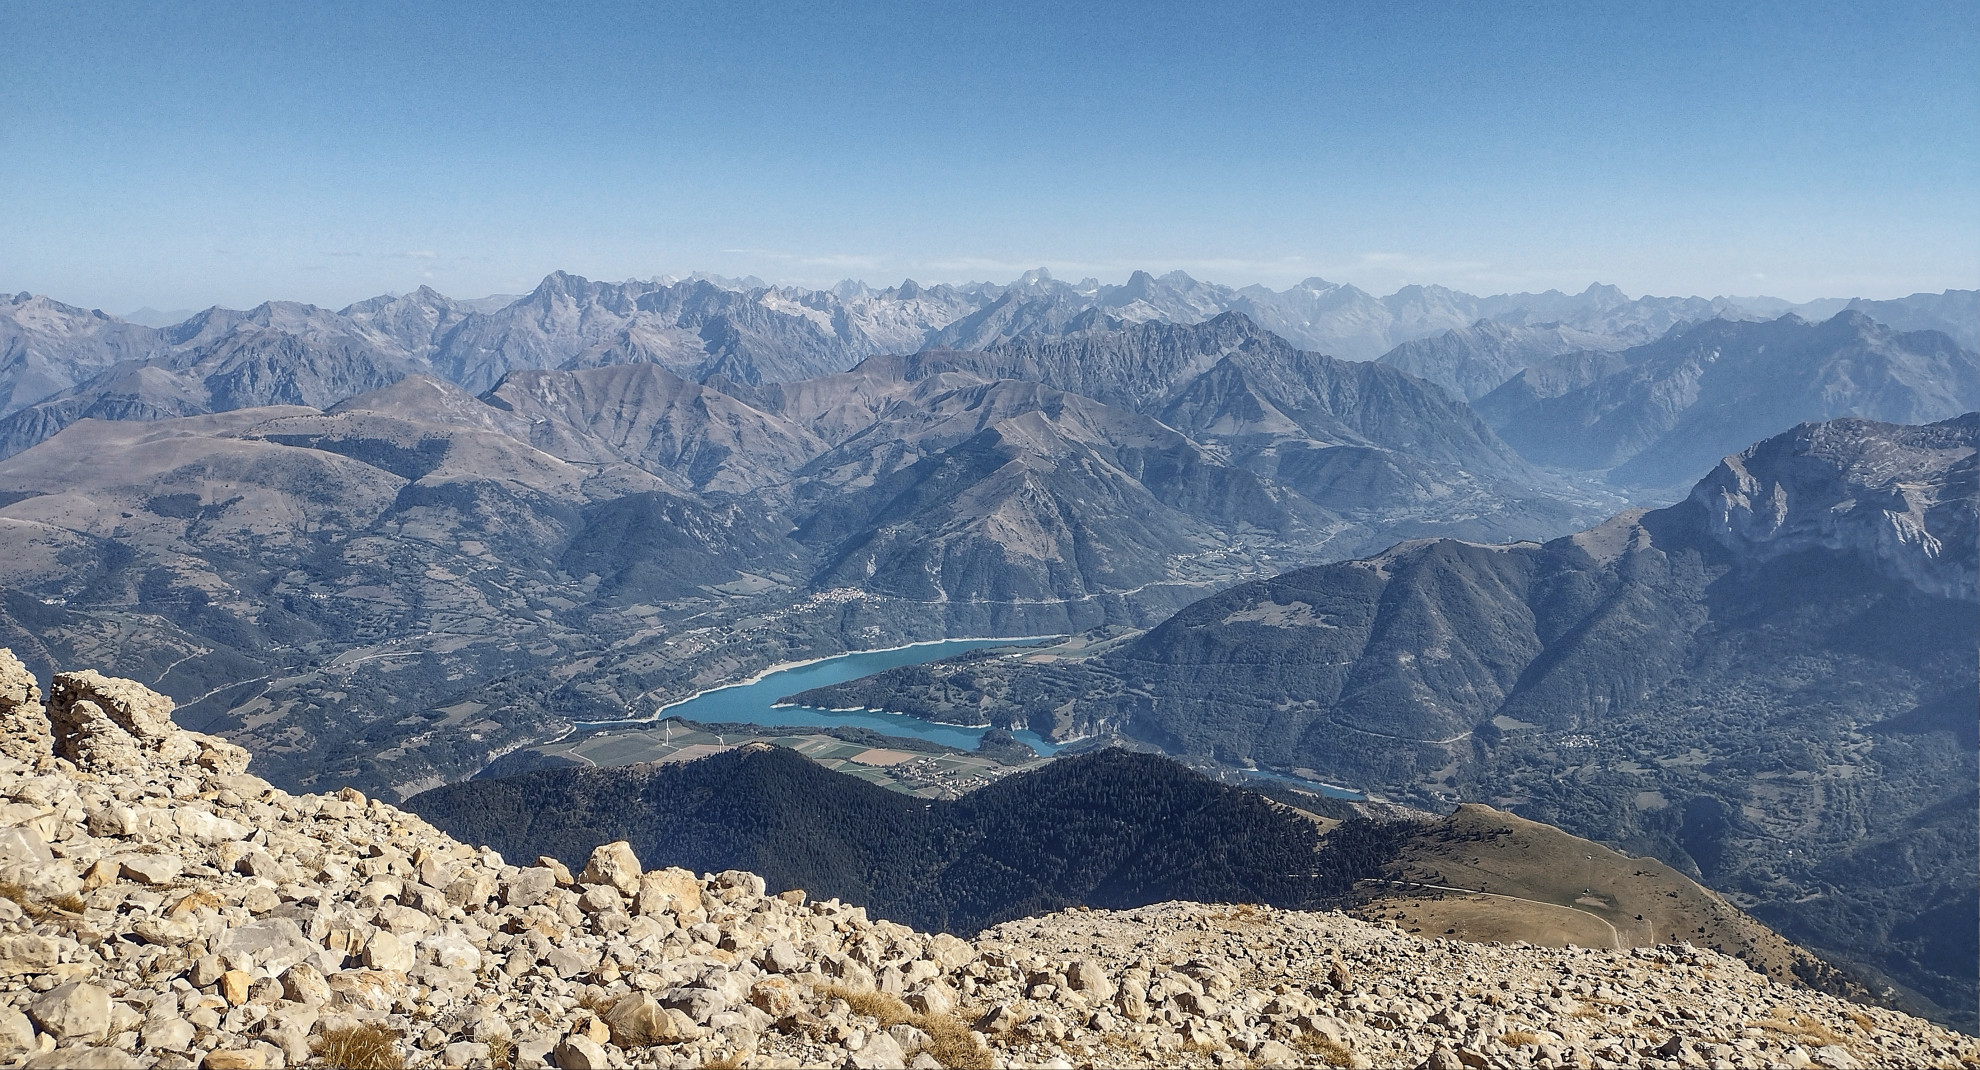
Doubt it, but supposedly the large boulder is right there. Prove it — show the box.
[578,840,642,895]
[602,994,699,1046]
[28,981,111,1042]
[503,866,559,908]
[554,1033,609,1070]
[47,670,192,769]
[634,867,702,916]
[0,1007,33,1054]
[120,854,183,885]
[0,649,48,765]
[363,930,416,973]
[214,918,326,976]
[42,669,250,776]
[0,934,66,976]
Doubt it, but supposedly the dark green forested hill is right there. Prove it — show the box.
[406,746,1411,934]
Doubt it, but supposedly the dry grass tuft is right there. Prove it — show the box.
[484,1034,514,1070]
[1754,1012,1846,1048]
[1499,1030,1542,1047]
[170,889,223,917]
[1845,1010,1876,1031]
[1291,1033,1356,1067]
[919,1011,991,1070]
[816,983,914,1026]
[812,983,989,1068]
[0,880,87,926]
[0,883,53,922]
[316,1022,406,1070]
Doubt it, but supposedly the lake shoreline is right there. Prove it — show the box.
[573,634,1065,731]
[767,701,996,730]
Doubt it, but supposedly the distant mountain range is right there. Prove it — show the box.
[1476,311,1980,489]
[795,412,1978,1025]
[0,277,973,456]
[0,313,1615,804]
[6,275,1973,459]
[1375,320,1625,401]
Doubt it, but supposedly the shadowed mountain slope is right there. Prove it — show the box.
[408,744,1411,934]
[409,745,1866,1001]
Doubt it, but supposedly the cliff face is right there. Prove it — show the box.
[0,650,1970,1070]
[1690,414,1979,602]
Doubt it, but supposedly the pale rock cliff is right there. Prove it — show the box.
[1691,414,1978,601]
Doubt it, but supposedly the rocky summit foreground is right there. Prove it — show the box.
[0,652,1970,1070]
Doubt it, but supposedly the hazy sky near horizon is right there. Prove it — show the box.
[3,0,1975,312]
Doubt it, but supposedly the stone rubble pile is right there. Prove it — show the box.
[0,651,1971,1070]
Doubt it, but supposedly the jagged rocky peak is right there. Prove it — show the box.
[1689,413,1979,602]
[0,648,1969,1068]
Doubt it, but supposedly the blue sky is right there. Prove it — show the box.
[3,0,1974,310]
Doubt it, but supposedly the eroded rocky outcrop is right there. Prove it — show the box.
[1691,413,1978,602]
[0,648,1969,1069]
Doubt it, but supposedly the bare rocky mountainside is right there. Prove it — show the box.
[0,313,1609,804]
[0,652,1971,1069]
[791,414,1980,1028]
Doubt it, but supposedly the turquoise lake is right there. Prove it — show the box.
[578,637,1064,754]
[575,635,1364,798]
